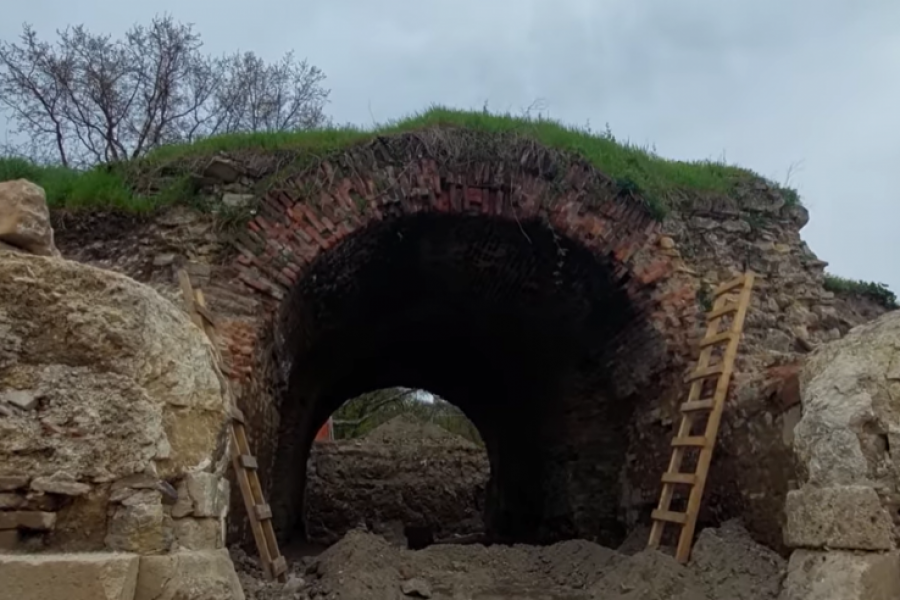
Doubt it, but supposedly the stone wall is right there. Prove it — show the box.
[47,130,888,553]
[0,250,233,556]
[778,309,900,599]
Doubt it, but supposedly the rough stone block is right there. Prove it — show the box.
[779,550,900,600]
[0,493,24,509]
[0,179,59,256]
[0,476,28,491]
[134,549,245,600]
[105,500,169,554]
[0,552,139,600]
[31,475,91,496]
[185,472,220,517]
[0,510,56,531]
[172,517,222,550]
[784,486,894,551]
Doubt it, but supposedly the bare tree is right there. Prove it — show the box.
[0,15,330,167]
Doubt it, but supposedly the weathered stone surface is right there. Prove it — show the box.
[2,389,36,410]
[105,496,169,554]
[185,472,221,517]
[134,549,245,600]
[779,550,900,600]
[172,517,222,550]
[0,179,59,257]
[0,510,56,530]
[0,493,24,509]
[796,311,900,489]
[31,475,91,496]
[0,552,139,600]
[785,485,894,551]
[0,476,28,491]
[222,193,254,208]
[0,252,229,487]
[171,472,228,519]
[790,310,900,551]
[400,577,432,598]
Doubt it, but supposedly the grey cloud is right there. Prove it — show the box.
[1,0,897,291]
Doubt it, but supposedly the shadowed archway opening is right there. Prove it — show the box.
[304,387,489,549]
[266,210,664,547]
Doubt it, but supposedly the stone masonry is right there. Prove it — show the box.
[0,183,245,600]
[49,128,890,555]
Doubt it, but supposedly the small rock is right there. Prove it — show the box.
[203,157,242,184]
[31,476,91,496]
[284,574,306,593]
[658,236,676,250]
[221,193,254,209]
[153,253,177,267]
[0,179,60,256]
[2,390,37,410]
[400,577,432,598]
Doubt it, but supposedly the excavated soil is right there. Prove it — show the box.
[235,520,785,600]
[361,414,479,447]
[304,415,488,545]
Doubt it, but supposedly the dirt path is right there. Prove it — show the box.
[235,520,785,600]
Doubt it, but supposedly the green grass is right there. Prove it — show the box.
[0,105,800,216]
[823,274,898,310]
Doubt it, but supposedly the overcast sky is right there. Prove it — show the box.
[2,0,898,293]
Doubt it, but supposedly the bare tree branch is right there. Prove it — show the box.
[0,15,330,166]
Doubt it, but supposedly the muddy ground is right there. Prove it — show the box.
[235,519,785,600]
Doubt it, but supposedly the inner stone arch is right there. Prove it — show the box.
[262,209,666,547]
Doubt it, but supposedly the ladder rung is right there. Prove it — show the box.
[685,364,724,383]
[652,509,688,524]
[662,473,697,485]
[270,556,288,577]
[239,455,259,469]
[699,331,733,348]
[707,303,738,320]
[672,436,708,447]
[714,275,746,297]
[231,408,246,424]
[254,503,273,520]
[680,399,715,413]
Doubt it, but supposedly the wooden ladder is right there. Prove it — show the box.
[178,270,288,583]
[647,271,756,564]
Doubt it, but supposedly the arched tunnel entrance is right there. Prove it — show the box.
[263,209,667,548]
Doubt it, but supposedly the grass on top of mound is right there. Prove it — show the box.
[823,274,898,310]
[0,105,801,217]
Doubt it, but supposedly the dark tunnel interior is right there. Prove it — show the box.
[267,211,655,547]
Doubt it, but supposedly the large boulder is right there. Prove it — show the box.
[0,251,232,554]
[0,179,59,257]
[788,309,900,551]
[135,550,246,600]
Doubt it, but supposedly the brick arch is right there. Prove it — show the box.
[220,130,685,547]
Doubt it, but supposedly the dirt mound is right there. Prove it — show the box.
[589,550,711,600]
[234,521,784,599]
[362,414,477,447]
[689,519,786,600]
